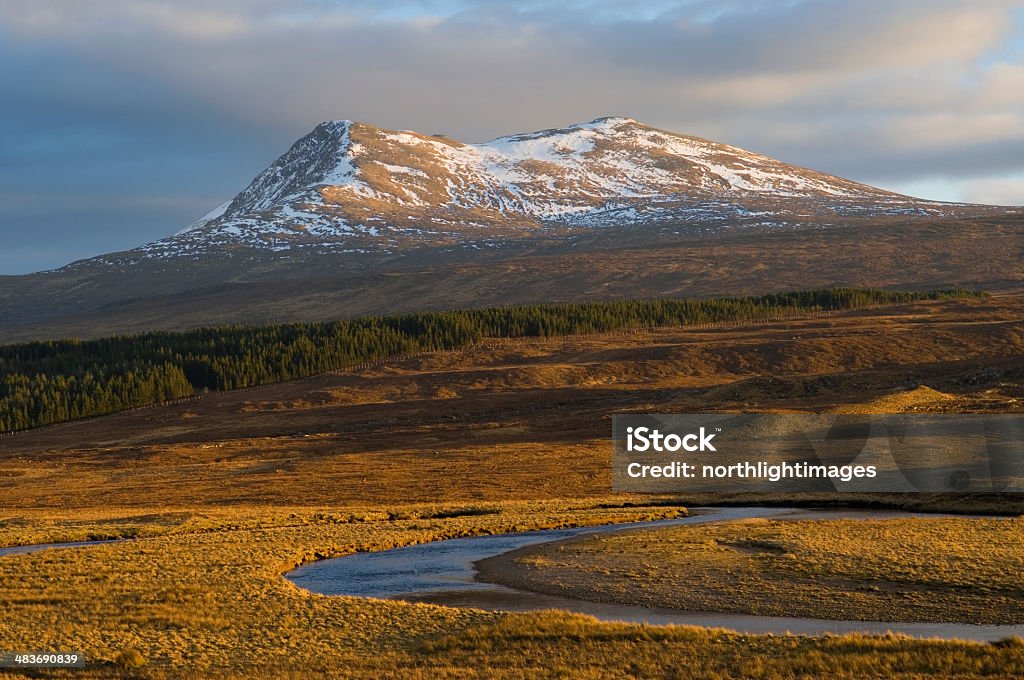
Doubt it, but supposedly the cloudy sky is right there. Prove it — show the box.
[2,0,1023,274]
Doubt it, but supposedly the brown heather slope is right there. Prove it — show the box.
[1,294,1022,509]
[1,215,1023,342]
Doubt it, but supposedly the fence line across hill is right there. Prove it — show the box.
[0,302,887,439]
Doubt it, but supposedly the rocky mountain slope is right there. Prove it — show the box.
[91,117,976,265]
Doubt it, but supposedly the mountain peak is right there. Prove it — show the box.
[577,115,640,128]
[316,119,354,129]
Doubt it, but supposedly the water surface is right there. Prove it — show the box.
[287,507,1024,642]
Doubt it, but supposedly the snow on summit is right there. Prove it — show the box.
[138,116,944,262]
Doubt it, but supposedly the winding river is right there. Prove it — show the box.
[286,506,1024,642]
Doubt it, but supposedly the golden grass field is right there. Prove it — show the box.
[478,516,1024,626]
[2,503,1024,679]
[0,500,681,678]
[2,295,1024,677]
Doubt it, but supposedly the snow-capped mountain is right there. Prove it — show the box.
[5,116,1020,340]
[124,116,960,262]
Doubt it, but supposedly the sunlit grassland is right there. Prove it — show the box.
[0,505,1023,678]
[0,499,683,677]
[2,294,1024,677]
[481,516,1024,625]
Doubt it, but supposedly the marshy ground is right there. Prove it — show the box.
[2,503,1024,678]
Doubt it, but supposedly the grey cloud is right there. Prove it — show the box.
[1,0,1022,273]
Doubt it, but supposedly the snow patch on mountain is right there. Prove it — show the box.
[128,116,973,262]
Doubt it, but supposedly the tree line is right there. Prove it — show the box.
[0,287,982,432]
